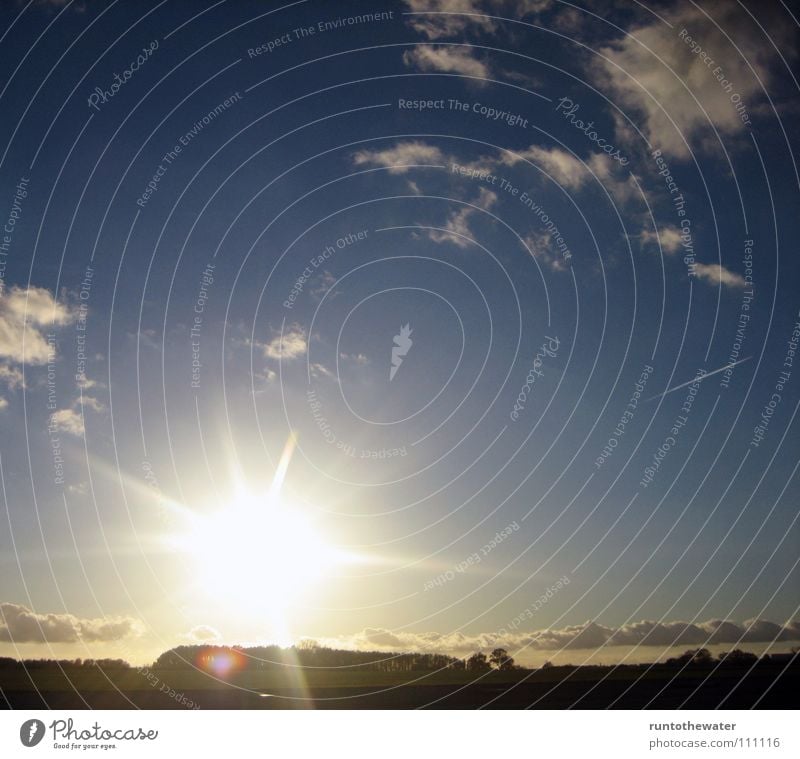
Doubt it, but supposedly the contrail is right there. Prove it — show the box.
[645,356,752,402]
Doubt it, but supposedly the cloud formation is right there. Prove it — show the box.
[641,225,684,254]
[403,0,551,40]
[323,618,800,655]
[0,285,73,366]
[502,145,638,205]
[693,262,746,289]
[0,602,141,643]
[594,1,782,158]
[261,324,308,361]
[502,145,587,189]
[48,407,85,437]
[0,285,80,414]
[0,363,24,389]
[181,625,222,643]
[403,46,490,79]
[426,186,497,248]
[525,231,568,272]
[352,141,446,174]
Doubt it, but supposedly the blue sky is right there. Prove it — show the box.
[0,0,799,666]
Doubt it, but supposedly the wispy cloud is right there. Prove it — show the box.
[403,46,490,79]
[525,231,568,272]
[310,270,340,302]
[340,352,370,366]
[502,146,638,205]
[352,141,446,173]
[403,0,552,40]
[502,145,587,189]
[47,395,105,438]
[310,362,335,380]
[640,225,683,254]
[694,262,746,289]
[0,363,24,390]
[180,625,221,643]
[426,187,497,248]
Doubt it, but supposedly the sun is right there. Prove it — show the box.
[165,434,352,631]
[176,489,344,620]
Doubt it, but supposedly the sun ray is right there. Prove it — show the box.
[268,431,298,500]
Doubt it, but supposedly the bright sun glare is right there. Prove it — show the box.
[184,491,342,614]
[170,435,350,628]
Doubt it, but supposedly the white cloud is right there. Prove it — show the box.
[403,0,551,40]
[261,325,308,361]
[46,392,105,438]
[310,270,340,301]
[641,225,683,254]
[340,353,370,366]
[403,46,490,79]
[0,397,7,412]
[475,186,498,210]
[352,141,446,174]
[77,395,105,413]
[181,625,221,643]
[593,1,780,158]
[0,363,24,390]
[0,602,141,643]
[693,262,746,289]
[49,407,85,437]
[351,143,511,247]
[404,0,500,39]
[427,207,478,248]
[310,362,335,380]
[502,145,587,189]
[502,145,638,205]
[586,152,639,205]
[426,187,497,248]
[76,375,103,391]
[2,285,73,326]
[525,231,568,272]
[0,285,74,366]
[136,329,160,352]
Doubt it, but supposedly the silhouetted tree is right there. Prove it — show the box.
[718,649,758,665]
[466,652,490,671]
[489,648,515,671]
[666,648,713,666]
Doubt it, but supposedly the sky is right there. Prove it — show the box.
[0,0,799,668]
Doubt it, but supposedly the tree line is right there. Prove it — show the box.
[0,646,794,673]
[151,644,520,673]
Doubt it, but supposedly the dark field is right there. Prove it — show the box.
[2,661,797,709]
